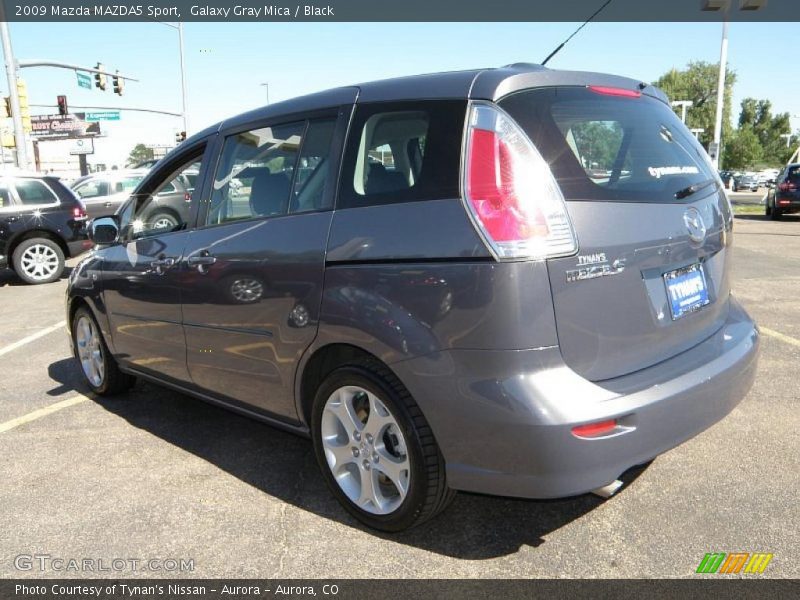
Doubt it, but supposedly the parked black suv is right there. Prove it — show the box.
[765,163,800,220]
[67,64,757,531]
[1,174,90,284]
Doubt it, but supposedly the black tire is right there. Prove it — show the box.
[311,359,455,531]
[765,200,772,216]
[12,237,65,285]
[771,207,782,221]
[149,211,179,231]
[71,306,136,396]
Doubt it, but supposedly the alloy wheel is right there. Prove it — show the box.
[320,385,410,515]
[20,243,60,281]
[75,315,105,387]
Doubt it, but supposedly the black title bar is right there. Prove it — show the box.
[0,0,797,22]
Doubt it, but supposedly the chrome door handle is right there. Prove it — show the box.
[187,252,217,273]
[150,256,176,274]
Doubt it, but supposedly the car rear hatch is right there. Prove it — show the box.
[498,86,734,381]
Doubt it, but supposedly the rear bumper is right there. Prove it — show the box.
[66,238,93,258]
[391,297,759,499]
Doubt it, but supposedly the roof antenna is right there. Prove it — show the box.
[541,0,614,66]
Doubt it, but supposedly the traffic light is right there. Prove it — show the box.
[95,63,107,91]
[2,96,10,118]
[112,71,124,96]
[175,131,186,144]
[16,79,31,133]
[57,95,68,116]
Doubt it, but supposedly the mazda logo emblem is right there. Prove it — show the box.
[683,207,707,243]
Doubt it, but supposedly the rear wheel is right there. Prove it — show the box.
[12,237,64,284]
[765,200,772,216]
[771,207,783,221]
[150,212,179,231]
[311,360,454,531]
[72,307,136,395]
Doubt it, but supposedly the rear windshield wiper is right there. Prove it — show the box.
[675,178,717,200]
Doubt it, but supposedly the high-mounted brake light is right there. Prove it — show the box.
[588,85,642,98]
[462,103,577,260]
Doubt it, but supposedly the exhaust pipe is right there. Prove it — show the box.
[591,479,623,499]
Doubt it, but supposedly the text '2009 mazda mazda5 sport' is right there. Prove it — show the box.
[67,64,759,531]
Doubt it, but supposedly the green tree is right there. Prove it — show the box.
[737,97,791,167]
[126,143,154,167]
[723,126,763,170]
[654,61,736,150]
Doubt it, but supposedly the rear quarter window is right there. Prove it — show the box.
[337,100,465,209]
[499,87,717,203]
[14,179,59,205]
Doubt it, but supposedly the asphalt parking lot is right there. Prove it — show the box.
[0,213,798,579]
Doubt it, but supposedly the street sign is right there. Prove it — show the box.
[30,113,101,140]
[68,138,94,156]
[85,111,120,122]
[76,72,92,90]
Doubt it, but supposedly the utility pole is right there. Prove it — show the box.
[0,20,29,169]
[178,22,189,135]
[710,18,729,170]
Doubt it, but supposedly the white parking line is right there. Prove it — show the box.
[0,321,66,358]
[0,394,89,434]
[760,327,800,349]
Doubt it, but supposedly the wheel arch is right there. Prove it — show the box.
[8,229,69,266]
[296,343,402,427]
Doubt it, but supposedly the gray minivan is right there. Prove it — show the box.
[66,64,759,531]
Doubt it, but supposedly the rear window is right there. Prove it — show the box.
[787,166,800,182]
[499,87,718,203]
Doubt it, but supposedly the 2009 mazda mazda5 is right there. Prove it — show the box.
[67,63,759,531]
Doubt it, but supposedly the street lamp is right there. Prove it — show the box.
[691,128,706,139]
[671,100,694,123]
[261,82,270,105]
[702,0,767,169]
[157,22,189,136]
[780,133,793,148]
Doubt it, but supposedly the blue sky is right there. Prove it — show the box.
[4,21,799,164]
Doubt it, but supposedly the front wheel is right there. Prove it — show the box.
[72,307,136,395]
[311,361,454,531]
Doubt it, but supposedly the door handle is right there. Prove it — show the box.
[187,251,217,273]
[150,256,176,274]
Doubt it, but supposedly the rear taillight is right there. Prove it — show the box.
[462,103,577,260]
[778,182,796,192]
[72,206,87,220]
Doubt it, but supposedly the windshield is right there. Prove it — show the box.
[499,87,718,203]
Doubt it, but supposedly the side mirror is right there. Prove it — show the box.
[89,216,120,245]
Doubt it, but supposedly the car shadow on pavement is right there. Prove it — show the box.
[0,266,73,287]
[47,357,649,559]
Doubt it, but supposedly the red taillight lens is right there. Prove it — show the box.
[467,129,549,242]
[463,103,577,260]
[184,192,192,203]
[588,85,642,98]
[72,206,87,220]
[572,419,618,438]
[779,182,796,192]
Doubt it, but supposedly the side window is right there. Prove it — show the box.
[206,121,304,226]
[14,180,59,205]
[290,118,336,213]
[0,183,11,208]
[338,100,465,209]
[74,180,110,199]
[123,155,204,239]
